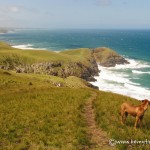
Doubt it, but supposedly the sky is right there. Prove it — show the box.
[0,0,150,29]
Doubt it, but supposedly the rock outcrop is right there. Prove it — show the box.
[93,47,129,67]
[0,60,99,82]
[0,45,129,84]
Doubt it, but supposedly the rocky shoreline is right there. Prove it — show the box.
[0,44,129,88]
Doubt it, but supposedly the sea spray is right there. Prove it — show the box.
[90,58,150,100]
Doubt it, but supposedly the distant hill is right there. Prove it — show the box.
[0,28,15,34]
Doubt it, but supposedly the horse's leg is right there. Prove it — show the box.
[134,116,139,129]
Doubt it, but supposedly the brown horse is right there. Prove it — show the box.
[120,99,150,128]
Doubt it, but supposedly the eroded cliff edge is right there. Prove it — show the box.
[0,42,129,84]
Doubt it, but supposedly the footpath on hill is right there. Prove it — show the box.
[83,91,116,150]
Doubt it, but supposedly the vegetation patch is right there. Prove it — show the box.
[0,42,99,81]
[94,91,150,150]
[93,47,129,67]
[0,41,148,149]
[0,69,92,149]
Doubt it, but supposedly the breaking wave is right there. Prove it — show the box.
[90,58,150,100]
[12,44,47,50]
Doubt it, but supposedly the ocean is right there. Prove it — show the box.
[0,29,150,100]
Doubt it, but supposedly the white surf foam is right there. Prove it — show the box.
[113,58,150,69]
[12,44,34,49]
[132,70,150,75]
[12,44,47,50]
[0,30,15,34]
[54,51,60,53]
[90,59,150,100]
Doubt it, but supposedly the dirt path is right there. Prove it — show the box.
[83,92,116,150]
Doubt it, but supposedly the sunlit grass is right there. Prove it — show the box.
[94,91,150,150]
[0,42,92,67]
[0,69,92,149]
[1,42,149,149]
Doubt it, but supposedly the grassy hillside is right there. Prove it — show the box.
[93,47,118,61]
[0,69,90,93]
[0,42,99,81]
[60,48,93,65]
[0,42,149,149]
[94,91,150,150]
[0,42,91,66]
[0,69,93,149]
[0,69,150,149]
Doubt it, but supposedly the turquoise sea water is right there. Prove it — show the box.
[0,29,150,99]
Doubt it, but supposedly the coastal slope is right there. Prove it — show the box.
[0,42,149,150]
[0,42,128,81]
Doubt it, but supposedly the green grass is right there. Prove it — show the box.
[2,69,149,150]
[93,47,120,63]
[0,88,91,149]
[0,42,124,67]
[0,69,89,94]
[60,48,91,60]
[1,42,150,150]
[60,48,94,66]
[0,46,73,65]
[94,91,150,150]
[0,42,96,79]
[0,69,92,149]
[0,42,92,66]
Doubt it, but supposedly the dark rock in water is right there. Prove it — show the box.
[86,77,97,82]
[100,55,129,67]
[86,82,99,89]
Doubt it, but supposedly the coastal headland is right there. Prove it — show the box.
[0,42,149,150]
[0,42,128,82]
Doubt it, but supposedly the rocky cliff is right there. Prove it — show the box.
[0,42,129,83]
[13,61,99,82]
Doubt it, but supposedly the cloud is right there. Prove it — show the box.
[0,6,21,14]
[8,6,20,13]
[0,16,6,21]
[5,6,20,13]
[95,0,112,6]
